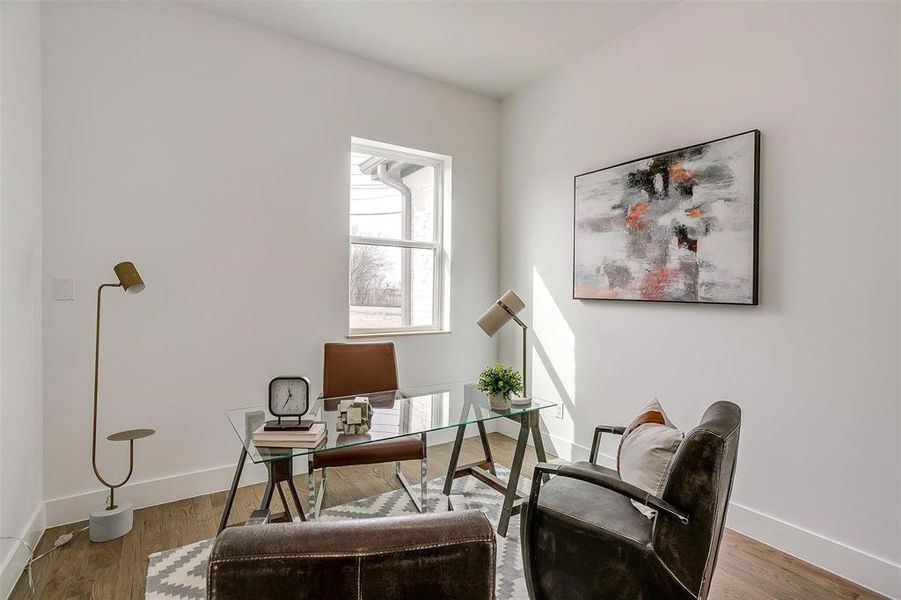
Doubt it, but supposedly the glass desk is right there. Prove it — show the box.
[220,382,557,536]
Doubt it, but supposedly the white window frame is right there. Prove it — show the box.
[348,137,452,337]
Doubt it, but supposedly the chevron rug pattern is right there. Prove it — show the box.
[146,466,530,599]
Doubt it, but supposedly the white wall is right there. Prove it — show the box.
[42,2,500,525]
[0,1,44,597]
[500,1,900,597]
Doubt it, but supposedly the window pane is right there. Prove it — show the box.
[349,244,436,330]
[349,152,435,243]
[410,247,435,326]
[350,244,402,330]
[407,165,435,243]
[350,153,403,239]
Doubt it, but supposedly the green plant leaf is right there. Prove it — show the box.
[476,362,524,397]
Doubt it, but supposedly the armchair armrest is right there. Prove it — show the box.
[595,425,626,434]
[532,462,689,525]
[208,510,496,600]
[589,424,626,463]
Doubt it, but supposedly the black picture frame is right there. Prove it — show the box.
[573,129,760,306]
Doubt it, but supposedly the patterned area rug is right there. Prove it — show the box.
[146,466,530,599]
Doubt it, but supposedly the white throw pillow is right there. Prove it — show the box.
[617,398,684,518]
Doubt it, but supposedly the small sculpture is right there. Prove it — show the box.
[337,396,372,434]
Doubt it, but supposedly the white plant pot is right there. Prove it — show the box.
[488,393,512,410]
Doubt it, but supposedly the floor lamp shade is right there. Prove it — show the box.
[114,261,145,294]
[477,290,525,336]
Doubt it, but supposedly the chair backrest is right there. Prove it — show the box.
[322,342,399,399]
[652,401,741,599]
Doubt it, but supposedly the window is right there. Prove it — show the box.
[349,138,450,335]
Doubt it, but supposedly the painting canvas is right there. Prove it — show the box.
[574,130,759,305]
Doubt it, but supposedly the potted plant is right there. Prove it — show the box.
[477,363,524,410]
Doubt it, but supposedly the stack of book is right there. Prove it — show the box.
[252,422,326,449]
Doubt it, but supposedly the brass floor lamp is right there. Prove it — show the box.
[89,261,155,542]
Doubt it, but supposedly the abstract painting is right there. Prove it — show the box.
[574,130,759,305]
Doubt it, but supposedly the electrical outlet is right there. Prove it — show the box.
[53,277,75,301]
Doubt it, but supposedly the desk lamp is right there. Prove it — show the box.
[477,290,530,404]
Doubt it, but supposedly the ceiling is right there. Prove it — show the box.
[192,1,677,99]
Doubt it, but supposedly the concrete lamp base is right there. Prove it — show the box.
[89,501,133,542]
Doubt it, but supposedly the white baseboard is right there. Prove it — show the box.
[726,503,900,599]
[496,423,900,599]
[45,422,492,529]
[45,460,272,528]
[1,503,45,600]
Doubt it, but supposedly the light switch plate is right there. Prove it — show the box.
[53,277,75,301]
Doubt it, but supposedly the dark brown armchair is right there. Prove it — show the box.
[208,510,496,600]
[521,401,741,600]
[307,342,427,518]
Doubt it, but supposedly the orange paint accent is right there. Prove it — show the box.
[626,202,649,230]
[687,208,703,218]
[670,162,694,183]
[640,269,671,300]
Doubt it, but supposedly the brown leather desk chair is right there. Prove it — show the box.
[307,342,427,518]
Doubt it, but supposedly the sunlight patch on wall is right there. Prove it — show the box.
[531,267,575,439]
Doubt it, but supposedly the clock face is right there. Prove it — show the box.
[269,377,310,417]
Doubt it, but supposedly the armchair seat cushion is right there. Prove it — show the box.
[312,435,424,469]
[528,461,690,599]
[536,461,653,547]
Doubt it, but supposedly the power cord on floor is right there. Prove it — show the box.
[1,526,89,597]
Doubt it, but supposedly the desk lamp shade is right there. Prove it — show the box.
[114,261,145,294]
[477,290,525,336]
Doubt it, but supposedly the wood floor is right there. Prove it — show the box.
[12,433,884,599]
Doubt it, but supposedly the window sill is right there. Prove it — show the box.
[346,329,452,339]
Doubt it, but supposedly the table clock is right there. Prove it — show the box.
[265,376,313,431]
